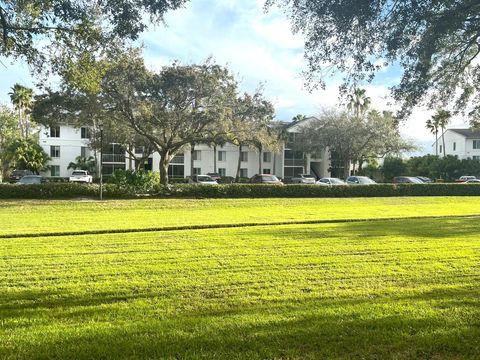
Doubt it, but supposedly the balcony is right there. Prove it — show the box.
[102,154,125,163]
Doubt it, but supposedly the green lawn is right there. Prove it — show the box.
[1,198,480,359]
[2,196,480,236]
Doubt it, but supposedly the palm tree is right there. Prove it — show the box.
[68,156,97,175]
[434,110,451,158]
[426,116,440,156]
[9,84,34,138]
[347,88,371,118]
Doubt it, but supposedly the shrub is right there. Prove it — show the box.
[108,169,160,194]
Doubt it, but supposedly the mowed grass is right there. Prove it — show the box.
[2,196,480,236]
[1,217,480,359]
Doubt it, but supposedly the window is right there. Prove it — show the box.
[240,168,248,178]
[218,168,226,176]
[193,150,201,161]
[263,152,272,163]
[263,168,271,174]
[50,165,60,177]
[50,145,60,158]
[193,167,201,175]
[80,127,91,139]
[473,140,480,149]
[240,151,248,162]
[473,156,480,161]
[50,126,60,138]
[81,146,89,158]
[453,142,456,151]
[218,151,226,161]
[168,163,184,178]
[171,153,185,164]
[439,145,443,153]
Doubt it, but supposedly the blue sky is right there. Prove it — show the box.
[0,0,470,152]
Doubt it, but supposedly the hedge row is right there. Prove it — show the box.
[1,183,480,199]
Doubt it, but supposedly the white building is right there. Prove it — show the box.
[432,128,480,160]
[38,117,332,180]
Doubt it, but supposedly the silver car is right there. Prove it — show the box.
[291,174,316,184]
[346,176,377,185]
[316,177,347,186]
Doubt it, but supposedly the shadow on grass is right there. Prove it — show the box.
[2,285,480,359]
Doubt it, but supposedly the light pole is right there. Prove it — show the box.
[99,123,104,201]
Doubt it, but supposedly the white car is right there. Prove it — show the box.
[316,177,347,186]
[291,174,316,184]
[190,175,218,185]
[69,170,93,183]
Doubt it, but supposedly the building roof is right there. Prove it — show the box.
[449,128,480,138]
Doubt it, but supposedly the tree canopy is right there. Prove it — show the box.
[267,0,480,121]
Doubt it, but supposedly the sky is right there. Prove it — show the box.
[0,0,472,154]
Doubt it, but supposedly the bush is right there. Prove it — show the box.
[1,182,480,199]
[108,169,160,194]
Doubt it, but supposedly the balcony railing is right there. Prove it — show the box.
[102,154,125,163]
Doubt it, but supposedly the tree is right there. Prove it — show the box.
[0,106,19,180]
[426,117,440,157]
[298,109,414,179]
[68,156,97,175]
[267,0,480,121]
[347,88,371,119]
[101,54,239,185]
[381,157,407,182]
[433,109,452,158]
[0,1,187,79]
[6,139,50,174]
[9,84,34,138]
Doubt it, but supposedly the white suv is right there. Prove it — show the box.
[69,170,93,183]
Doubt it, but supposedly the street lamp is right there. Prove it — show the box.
[99,123,104,200]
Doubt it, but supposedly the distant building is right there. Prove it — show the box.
[38,117,332,180]
[432,128,480,160]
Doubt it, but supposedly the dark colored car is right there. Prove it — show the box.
[250,174,283,185]
[9,169,33,183]
[206,173,222,181]
[346,176,377,185]
[393,176,424,184]
[17,175,45,185]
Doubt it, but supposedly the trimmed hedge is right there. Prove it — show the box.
[1,183,480,199]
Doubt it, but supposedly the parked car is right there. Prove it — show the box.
[206,173,222,181]
[316,177,347,186]
[346,176,377,185]
[190,174,218,185]
[69,170,93,183]
[393,176,424,184]
[416,176,433,183]
[17,175,45,185]
[456,176,477,183]
[291,174,316,184]
[9,169,33,183]
[464,179,480,183]
[250,174,283,185]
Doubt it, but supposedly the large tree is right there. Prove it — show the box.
[0,1,187,74]
[267,0,480,121]
[9,84,34,138]
[298,109,415,178]
[5,138,50,174]
[0,106,19,180]
[101,54,239,185]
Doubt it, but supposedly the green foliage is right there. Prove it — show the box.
[109,169,160,194]
[0,106,19,180]
[6,138,50,174]
[381,157,407,182]
[406,155,480,181]
[267,0,480,122]
[67,156,97,175]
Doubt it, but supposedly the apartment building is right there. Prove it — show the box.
[432,128,480,160]
[38,117,331,180]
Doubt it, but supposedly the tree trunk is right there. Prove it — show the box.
[190,143,195,177]
[258,146,262,174]
[303,152,308,174]
[235,144,242,182]
[343,159,351,179]
[442,128,446,158]
[213,145,217,173]
[159,151,170,185]
[435,130,438,156]
[352,160,356,175]
[273,152,276,176]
